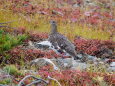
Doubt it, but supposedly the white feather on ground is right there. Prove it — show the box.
[35,40,71,56]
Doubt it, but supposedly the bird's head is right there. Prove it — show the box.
[50,20,57,34]
[50,20,57,25]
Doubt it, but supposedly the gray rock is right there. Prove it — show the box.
[28,40,114,72]
[52,58,73,70]
[108,67,115,71]
[110,62,115,67]
[73,4,80,8]
[72,61,88,70]
[108,62,115,72]
[29,57,115,72]
[30,58,60,70]
[84,0,96,7]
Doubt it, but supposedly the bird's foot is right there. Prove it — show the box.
[74,56,80,60]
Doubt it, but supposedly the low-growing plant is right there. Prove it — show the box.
[0,31,28,52]
[0,0,114,41]
[87,63,109,73]
[0,29,4,34]
[17,34,28,43]
[0,78,11,85]
[38,65,115,86]
[3,65,23,76]
[7,46,60,64]
[74,37,114,58]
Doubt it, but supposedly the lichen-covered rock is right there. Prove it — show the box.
[52,58,73,70]
[29,57,115,72]
[30,58,59,70]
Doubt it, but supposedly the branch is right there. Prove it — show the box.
[48,76,62,86]
[0,84,9,86]
[0,21,16,24]
[0,26,9,28]
[26,80,44,86]
[0,25,16,29]
[18,75,48,86]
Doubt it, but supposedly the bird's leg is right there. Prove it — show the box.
[74,56,80,60]
[51,42,58,49]
[57,49,65,54]
[51,42,65,54]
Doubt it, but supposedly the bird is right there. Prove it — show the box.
[48,20,79,60]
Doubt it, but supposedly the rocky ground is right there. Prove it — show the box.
[0,0,115,86]
[28,40,115,72]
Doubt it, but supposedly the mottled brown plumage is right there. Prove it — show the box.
[48,21,79,60]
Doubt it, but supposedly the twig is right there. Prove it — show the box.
[0,25,16,29]
[0,21,16,24]
[0,84,9,86]
[26,80,44,86]
[18,75,48,86]
[48,76,62,86]
[0,26,9,28]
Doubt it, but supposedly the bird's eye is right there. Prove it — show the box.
[52,21,55,23]
[50,21,56,24]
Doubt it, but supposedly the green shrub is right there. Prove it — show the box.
[3,65,18,75]
[0,32,28,52]
[0,78,11,84]
[17,34,28,43]
[0,29,4,34]
[2,41,11,51]
[3,65,23,76]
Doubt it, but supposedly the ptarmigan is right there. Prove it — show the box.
[48,20,79,60]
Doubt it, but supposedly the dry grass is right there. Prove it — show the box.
[0,9,111,41]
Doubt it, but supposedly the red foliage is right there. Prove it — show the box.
[10,0,37,14]
[7,45,69,64]
[74,37,114,58]
[104,74,115,85]
[103,12,113,19]
[14,27,26,34]
[102,40,115,51]
[28,32,48,42]
[38,66,115,86]
[88,17,100,25]
[4,0,114,31]
[74,38,100,55]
